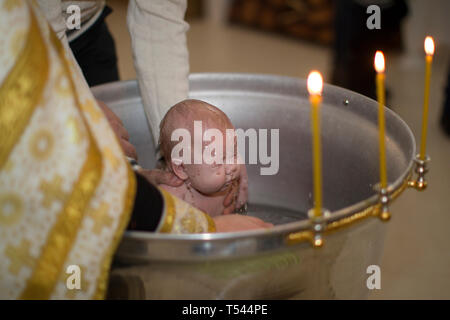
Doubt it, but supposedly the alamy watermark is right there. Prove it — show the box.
[66,5,81,30]
[366,264,381,290]
[170,121,279,176]
[66,264,81,290]
[367,5,381,30]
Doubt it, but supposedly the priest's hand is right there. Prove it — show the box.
[223,164,248,215]
[96,99,138,160]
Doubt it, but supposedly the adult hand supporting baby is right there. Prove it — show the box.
[236,164,249,208]
[95,100,185,190]
[223,164,249,214]
[96,99,138,160]
[213,214,273,232]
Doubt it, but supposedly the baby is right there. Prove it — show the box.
[159,99,243,217]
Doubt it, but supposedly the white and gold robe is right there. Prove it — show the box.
[0,0,213,300]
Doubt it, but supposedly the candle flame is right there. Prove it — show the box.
[374,51,385,73]
[424,36,435,56]
[307,71,323,96]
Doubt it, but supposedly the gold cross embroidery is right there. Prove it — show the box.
[5,239,34,275]
[89,202,113,234]
[40,175,68,208]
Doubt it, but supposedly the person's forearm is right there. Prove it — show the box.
[36,0,89,88]
[37,0,67,41]
[129,171,216,233]
[128,172,164,231]
[127,0,190,144]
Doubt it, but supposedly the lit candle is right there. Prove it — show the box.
[419,36,435,160]
[374,51,387,189]
[307,71,324,217]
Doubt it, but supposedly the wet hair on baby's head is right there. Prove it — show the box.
[159,99,232,169]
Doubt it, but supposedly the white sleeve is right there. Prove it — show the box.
[127,0,190,145]
[36,0,68,45]
[36,0,86,83]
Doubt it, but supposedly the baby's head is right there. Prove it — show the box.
[159,99,240,194]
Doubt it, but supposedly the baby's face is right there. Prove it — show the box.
[184,127,240,195]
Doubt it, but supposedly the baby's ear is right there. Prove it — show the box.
[171,158,188,180]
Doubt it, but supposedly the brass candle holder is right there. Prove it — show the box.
[408,154,431,191]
